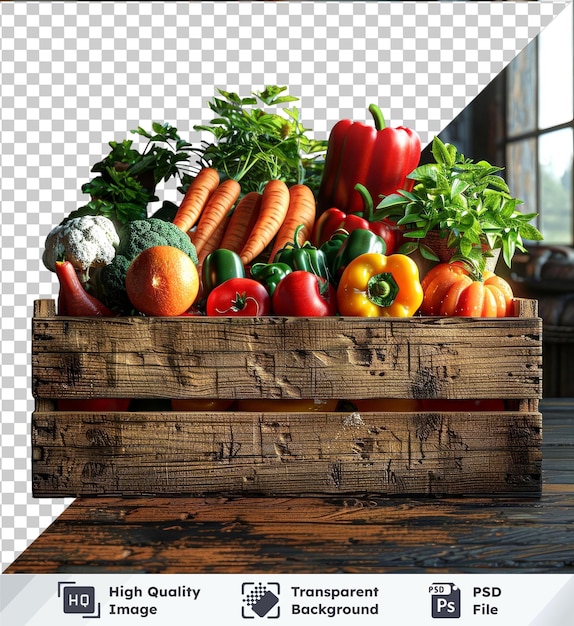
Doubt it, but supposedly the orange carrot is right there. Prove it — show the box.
[196,209,232,268]
[219,191,262,254]
[172,167,220,233]
[267,183,317,262]
[239,179,291,265]
[190,178,241,255]
[193,211,233,305]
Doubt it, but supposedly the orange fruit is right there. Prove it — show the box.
[126,245,199,316]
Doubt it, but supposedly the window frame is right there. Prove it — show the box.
[502,3,574,246]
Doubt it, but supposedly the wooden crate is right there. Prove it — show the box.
[31,298,543,498]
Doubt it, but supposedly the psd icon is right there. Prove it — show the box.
[430,583,461,618]
[242,582,280,619]
[58,581,101,619]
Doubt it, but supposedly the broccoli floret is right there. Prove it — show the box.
[115,218,198,262]
[94,255,132,313]
[95,218,198,313]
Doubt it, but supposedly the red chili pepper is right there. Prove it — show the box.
[311,183,402,255]
[316,104,421,217]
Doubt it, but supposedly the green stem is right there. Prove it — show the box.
[367,272,399,308]
[370,279,391,299]
[368,104,386,131]
[450,253,484,282]
[354,183,374,221]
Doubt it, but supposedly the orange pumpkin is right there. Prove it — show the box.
[420,262,514,317]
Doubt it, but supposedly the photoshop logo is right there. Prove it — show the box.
[430,582,461,618]
[58,581,101,619]
[241,582,280,619]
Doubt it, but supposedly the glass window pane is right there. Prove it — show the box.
[539,127,573,244]
[507,42,536,137]
[507,138,537,224]
[538,3,573,130]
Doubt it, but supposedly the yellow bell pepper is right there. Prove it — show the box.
[336,252,423,317]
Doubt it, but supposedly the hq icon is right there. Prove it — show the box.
[58,581,101,619]
[429,583,461,618]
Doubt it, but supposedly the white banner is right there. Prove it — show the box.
[2,573,573,625]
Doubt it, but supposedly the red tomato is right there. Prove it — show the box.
[206,277,271,316]
[272,270,337,316]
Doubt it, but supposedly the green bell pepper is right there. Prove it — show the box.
[250,262,292,297]
[202,249,246,295]
[332,228,387,282]
[320,230,348,283]
[274,225,330,282]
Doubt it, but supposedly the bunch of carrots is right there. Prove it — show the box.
[171,167,317,271]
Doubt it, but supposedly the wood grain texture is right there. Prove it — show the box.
[32,410,542,497]
[32,299,542,401]
[30,299,543,498]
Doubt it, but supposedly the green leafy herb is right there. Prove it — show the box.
[375,136,543,276]
[69,122,194,227]
[190,86,327,196]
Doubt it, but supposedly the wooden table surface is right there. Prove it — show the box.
[5,399,574,574]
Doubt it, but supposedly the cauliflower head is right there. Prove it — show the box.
[43,215,119,277]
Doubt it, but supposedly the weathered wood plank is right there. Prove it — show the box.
[32,410,542,497]
[33,299,56,317]
[29,299,544,498]
[31,300,542,400]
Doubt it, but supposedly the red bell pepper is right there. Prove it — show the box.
[272,271,337,317]
[316,104,421,217]
[311,183,402,254]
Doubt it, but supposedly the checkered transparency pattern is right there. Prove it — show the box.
[0,1,566,572]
